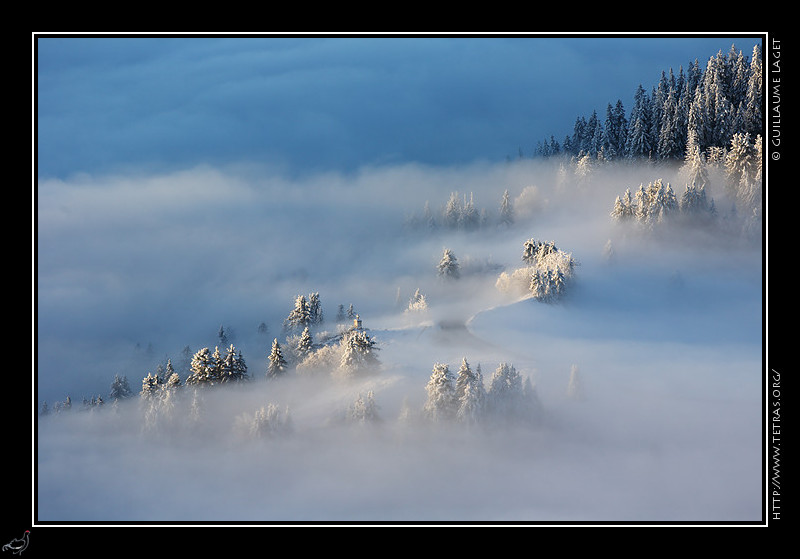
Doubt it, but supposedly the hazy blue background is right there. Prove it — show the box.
[37,35,762,180]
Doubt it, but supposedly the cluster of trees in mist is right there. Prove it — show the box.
[611,179,713,227]
[413,359,543,426]
[39,279,588,441]
[405,189,515,233]
[610,129,762,236]
[496,238,576,301]
[39,293,377,416]
[530,44,762,165]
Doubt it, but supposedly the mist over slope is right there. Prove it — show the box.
[36,157,762,522]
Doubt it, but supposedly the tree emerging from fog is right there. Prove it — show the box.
[421,359,541,426]
[496,239,576,301]
[437,248,460,280]
[423,363,457,422]
[455,358,486,425]
[109,374,133,402]
[611,177,721,229]
[337,328,381,379]
[405,189,517,233]
[235,403,293,440]
[405,288,428,314]
[184,345,248,387]
[267,338,288,379]
[348,391,380,424]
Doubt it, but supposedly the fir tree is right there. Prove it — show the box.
[627,84,654,159]
[307,292,323,325]
[284,295,312,333]
[437,248,460,279]
[267,338,288,379]
[185,347,214,387]
[610,189,635,222]
[218,325,229,347]
[140,372,161,399]
[109,374,132,401]
[221,344,248,383]
[406,288,428,313]
[454,358,486,424]
[443,192,462,229]
[487,363,523,418]
[163,359,177,385]
[743,44,763,139]
[349,391,380,424]
[459,193,480,231]
[296,327,314,360]
[338,329,380,378]
[241,403,292,439]
[424,363,457,422]
[725,132,758,209]
[499,189,514,226]
[209,346,224,384]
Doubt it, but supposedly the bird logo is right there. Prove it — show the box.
[2,531,29,555]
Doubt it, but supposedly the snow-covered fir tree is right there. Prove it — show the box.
[236,403,292,440]
[337,328,380,379]
[679,182,712,217]
[456,381,483,426]
[454,358,486,425]
[437,248,460,279]
[307,292,323,325]
[443,192,462,229]
[679,129,709,188]
[267,338,288,379]
[725,132,762,214]
[348,391,380,424]
[284,295,312,333]
[610,189,635,222]
[487,362,523,417]
[499,189,514,226]
[459,193,480,231]
[217,325,229,347]
[164,368,181,391]
[140,371,162,399]
[423,362,457,422]
[296,327,314,360]
[406,288,428,313]
[109,374,132,401]
[185,347,214,387]
[220,344,248,383]
[162,359,177,384]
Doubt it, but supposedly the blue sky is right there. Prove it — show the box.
[36,34,763,179]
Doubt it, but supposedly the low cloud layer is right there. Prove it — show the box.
[36,157,762,523]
